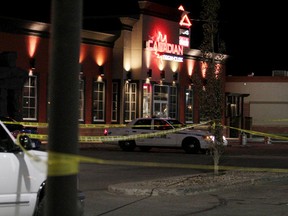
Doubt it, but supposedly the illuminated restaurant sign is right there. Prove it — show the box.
[145,31,183,62]
[178,5,192,47]
[179,28,190,37]
[179,36,189,47]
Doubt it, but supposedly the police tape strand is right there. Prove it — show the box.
[12,121,288,177]
[4,119,288,142]
[22,125,288,143]
[20,121,211,142]
[24,150,288,177]
[227,126,288,141]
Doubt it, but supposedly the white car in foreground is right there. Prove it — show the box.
[104,118,228,154]
[0,121,84,216]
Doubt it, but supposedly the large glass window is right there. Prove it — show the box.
[79,79,85,122]
[153,84,168,118]
[185,88,194,123]
[169,86,177,119]
[92,81,105,122]
[111,82,119,122]
[124,82,137,122]
[22,75,37,121]
[142,83,151,118]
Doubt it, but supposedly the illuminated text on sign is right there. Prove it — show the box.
[146,32,183,62]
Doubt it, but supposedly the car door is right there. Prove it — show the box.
[0,122,45,216]
[149,119,177,147]
[131,119,153,146]
[0,152,32,216]
[0,124,29,215]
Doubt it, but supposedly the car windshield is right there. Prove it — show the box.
[166,119,185,128]
[0,121,17,152]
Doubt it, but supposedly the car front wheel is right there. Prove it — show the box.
[34,197,45,216]
[182,138,200,154]
[119,140,136,151]
[139,146,152,152]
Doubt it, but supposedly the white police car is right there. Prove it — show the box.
[104,118,228,153]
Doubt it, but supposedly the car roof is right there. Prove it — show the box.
[0,116,15,122]
[134,117,177,120]
[128,117,181,124]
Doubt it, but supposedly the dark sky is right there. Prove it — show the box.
[152,0,286,76]
[1,0,286,76]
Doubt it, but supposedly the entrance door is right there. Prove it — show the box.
[153,101,168,118]
[153,84,168,118]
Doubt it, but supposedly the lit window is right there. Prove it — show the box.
[185,88,193,123]
[79,79,85,121]
[92,81,105,122]
[124,82,137,122]
[22,75,37,121]
[112,82,119,122]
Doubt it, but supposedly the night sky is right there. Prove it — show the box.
[1,0,286,76]
[145,0,287,76]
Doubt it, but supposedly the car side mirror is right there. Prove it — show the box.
[19,135,33,150]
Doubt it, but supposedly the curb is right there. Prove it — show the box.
[108,172,288,196]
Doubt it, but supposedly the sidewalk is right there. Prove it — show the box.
[108,170,288,196]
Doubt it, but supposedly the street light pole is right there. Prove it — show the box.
[46,0,82,215]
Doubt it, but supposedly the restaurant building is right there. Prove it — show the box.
[0,1,228,134]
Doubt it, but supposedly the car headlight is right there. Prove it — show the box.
[203,135,213,142]
[206,135,228,146]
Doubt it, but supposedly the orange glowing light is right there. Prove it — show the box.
[201,61,208,78]
[170,61,178,72]
[27,36,40,57]
[93,47,109,66]
[79,45,87,63]
[215,63,222,78]
[145,50,152,68]
[187,59,195,76]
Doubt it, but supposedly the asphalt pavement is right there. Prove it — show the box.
[82,139,288,216]
[85,179,288,216]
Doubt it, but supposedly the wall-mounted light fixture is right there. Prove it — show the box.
[29,57,36,76]
[160,70,165,80]
[147,69,152,78]
[202,78,207,86]
[79,63,83,79]
[99,65,104,77]
[126,70,132,82]
[172,72,178,86]
[188,75,193,89]
[173,72,178,81]
[202,78,207,91]
[29,57,36,70]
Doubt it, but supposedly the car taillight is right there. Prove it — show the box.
[11,130,21,138]
[104,129,108,136]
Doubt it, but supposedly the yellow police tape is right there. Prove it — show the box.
[46,151,288,176]
[13,122,288,177]
[1,120,126,128]
[23,122,212,143]
[4,119,288,142]
[22,124,288,143]
[227,126,288,141]
[16,133,288,177]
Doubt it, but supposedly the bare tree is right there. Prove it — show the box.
[198,0,226,174]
